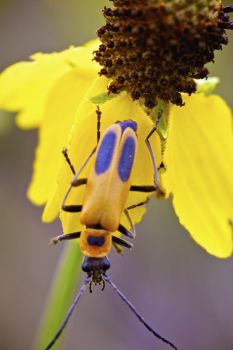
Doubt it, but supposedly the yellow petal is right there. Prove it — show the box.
[42,77,107,222]
[28,68,97,206]
[162,93,233,257]
[42,77,161,236]
[54,40,99,73]
[0,44,99,129]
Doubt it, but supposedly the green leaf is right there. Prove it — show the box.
[33,242,82,350]
[88,91,125,104]
[195,77,220,95]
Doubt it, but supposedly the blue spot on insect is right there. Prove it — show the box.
[87,236,105,246]
[117,120,137,133]
[95,131,116,174]
[118,136,136,182]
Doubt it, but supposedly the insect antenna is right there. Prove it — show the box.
[44,275,91,350]
[103,274,178,350]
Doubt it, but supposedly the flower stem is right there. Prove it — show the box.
[33,242,82,350]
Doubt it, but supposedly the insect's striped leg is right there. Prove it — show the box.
[62,147,76,175]
[71,147,96,186]
[112,242,124,255]
[145,110,163,190]
[126,198,149,211]
[62,106,101,175]
[96,106,102,143]
[50,231,81,244]
[130,185,155,192]
[123,208,136,238]
[116,199,150,245]
[118,224,134,239]
[112,235,133,249]
[224,5,233,13]
[62,106,101,179]
[62,204,83,213]
[62,147,96,212]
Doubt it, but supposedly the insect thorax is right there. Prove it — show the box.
[80,228,112,258]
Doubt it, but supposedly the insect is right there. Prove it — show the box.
[45,107,177,350]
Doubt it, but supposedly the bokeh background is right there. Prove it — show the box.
[0,1,233,349]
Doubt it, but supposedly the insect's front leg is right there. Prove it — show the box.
[50,231,81,244]
[145,110,163,189]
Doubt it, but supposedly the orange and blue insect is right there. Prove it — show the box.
[45,108,177,350]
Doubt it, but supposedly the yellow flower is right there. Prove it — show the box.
[0,39,232,258]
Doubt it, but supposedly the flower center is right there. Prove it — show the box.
[94,0,233,108]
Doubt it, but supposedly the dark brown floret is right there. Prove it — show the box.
[94,0,233,107]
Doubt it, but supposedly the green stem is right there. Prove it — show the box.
[33,242,82,350]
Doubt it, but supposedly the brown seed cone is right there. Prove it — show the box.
[94,0,232,107]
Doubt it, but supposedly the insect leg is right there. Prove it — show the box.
[117,224,134,239]
[89,280,93,293]
[117,199,149,239]
[101,279,105,291]
[96,106,102,143]
[130,185,155,192]
[145,110,163,190]
[119,199,150,240]
[63,104,103,175]
[224,5,233,13]
[62,107,101,211]
[126,198,149,211]
[123,208,136,238]
[50,231,81,244]
[62,147,76,175]
[112,242,124,255]
[62,204,83,213]
[71,147,96,186]
[62,147,96,212]
[112,236,133,249]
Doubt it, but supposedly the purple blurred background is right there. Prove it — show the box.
[0,1,233,349]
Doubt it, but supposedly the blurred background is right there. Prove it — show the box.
[0,1,233,349]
